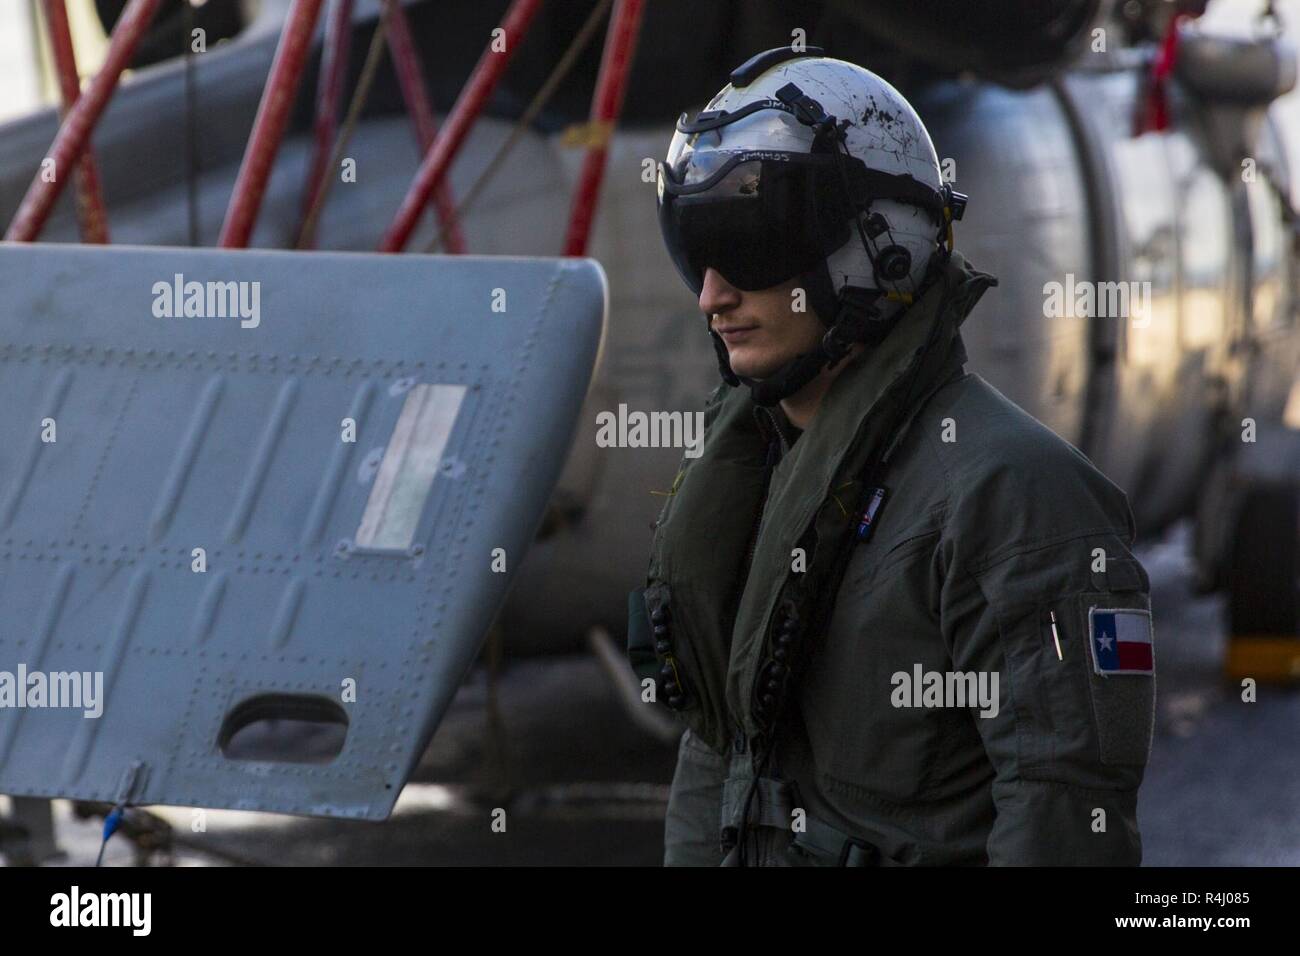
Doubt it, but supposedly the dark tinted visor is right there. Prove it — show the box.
[656,150,853,295]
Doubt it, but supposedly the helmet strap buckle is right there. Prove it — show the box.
[774,82,843,147]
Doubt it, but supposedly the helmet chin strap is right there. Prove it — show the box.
[740,343,836,407]
[712,282,906,408]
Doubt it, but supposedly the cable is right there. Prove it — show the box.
[422,0,614,253]
[296,0,395,249]
[735,738,776,866]
[831,129,907,300]
[183,0,199,245]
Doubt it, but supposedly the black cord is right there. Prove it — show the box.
[736,740,776,867]
[828,121,907,299]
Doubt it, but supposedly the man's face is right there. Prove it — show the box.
[700,267,824,380]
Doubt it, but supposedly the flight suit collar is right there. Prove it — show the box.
[752,403,801,458]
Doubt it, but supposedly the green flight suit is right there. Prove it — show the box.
[640,251,1156,866]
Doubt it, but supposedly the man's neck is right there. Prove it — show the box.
[778,343,863,430]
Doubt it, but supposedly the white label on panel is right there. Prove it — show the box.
[354,383,467,552]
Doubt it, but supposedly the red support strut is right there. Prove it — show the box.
[386,0,465,254]
[296,0,354,249]
[4,0,161,243]
[562,0,644,257]
[219,0,326,248]
[42,0,110,244]
[378,0,544,253]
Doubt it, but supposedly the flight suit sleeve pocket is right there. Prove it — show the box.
[992,587,1153,787]
[990,596,1096,784]
[1074,591,1156,768]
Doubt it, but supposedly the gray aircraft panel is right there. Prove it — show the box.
[0,243,606,819]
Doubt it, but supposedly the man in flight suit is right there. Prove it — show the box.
[630,47,1156,866]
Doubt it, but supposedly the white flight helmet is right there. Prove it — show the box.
[657,46,965,404]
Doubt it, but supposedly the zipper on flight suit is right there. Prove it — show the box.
[732,408,789,627]
[727,407,790,753]
[747,407,793,559]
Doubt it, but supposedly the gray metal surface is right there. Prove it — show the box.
[0,244,606,819]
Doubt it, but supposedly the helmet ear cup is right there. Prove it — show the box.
[873,244,912,285]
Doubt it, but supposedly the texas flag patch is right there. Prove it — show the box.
[1087,607,1154,676]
